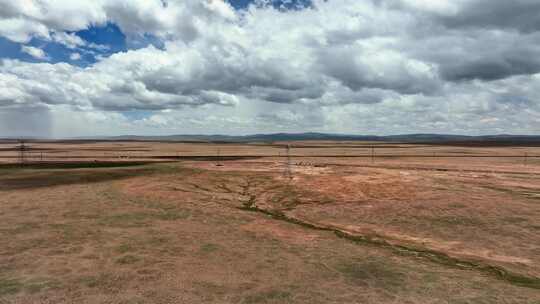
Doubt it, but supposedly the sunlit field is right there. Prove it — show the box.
[0,140,539,303]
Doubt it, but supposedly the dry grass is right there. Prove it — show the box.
[0,142,539,303]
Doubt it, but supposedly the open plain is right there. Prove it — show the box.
[1,140,540,303]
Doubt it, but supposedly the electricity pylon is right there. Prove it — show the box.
[285,144,292,181]
[18,140,27,165]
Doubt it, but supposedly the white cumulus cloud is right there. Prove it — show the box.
[0,0,539,136]
[20,45,48,60]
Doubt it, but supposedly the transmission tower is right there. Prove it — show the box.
[17,140,27,165]
[285,144,292,180]
[216,148,223,166]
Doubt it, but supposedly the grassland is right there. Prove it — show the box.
[0,141,539,303]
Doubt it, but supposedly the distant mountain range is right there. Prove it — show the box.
[102,132,540,145]
[3,133,540,145]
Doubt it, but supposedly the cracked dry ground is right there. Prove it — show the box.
[0,162,539,303]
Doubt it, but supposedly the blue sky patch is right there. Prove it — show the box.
[0,37,25,61]
[76,23,127,54]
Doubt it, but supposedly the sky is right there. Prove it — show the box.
[0,0,539,137]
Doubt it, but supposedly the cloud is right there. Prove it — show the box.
[0,0,540,136]
[0,0,237,43]
[20,46,48,60]
[69,52,82,61]
[0,18,50,43]
[52,32,86,49]
[437,0,540,33]
[316,44,440,94]
[0,106,53,137]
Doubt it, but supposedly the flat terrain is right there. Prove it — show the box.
[1,141,540,303]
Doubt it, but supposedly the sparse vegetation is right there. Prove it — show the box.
[0,277,60,296]
[25,278,61,294]
[0,278,23,296]
[116,255,141,265]
[336,258,405,290]
[116,244,134,254]
[200,243,220,253]
[1,141,540,302]
[98,212,152,228]
[243,289,292,303]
